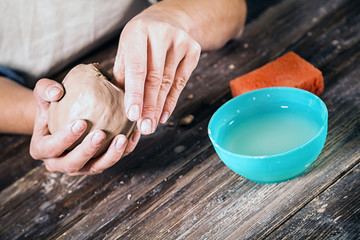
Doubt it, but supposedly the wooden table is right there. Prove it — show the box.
[1,0,359,239]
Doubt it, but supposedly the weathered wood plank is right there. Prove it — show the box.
[267,163,360,240]
[0,0,359,239]
[0,135,39,191]
[63,0,360,238]
[85,1,360,238]
[98,63,360,240]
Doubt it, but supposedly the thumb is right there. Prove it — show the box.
[33,78,64,106]
[33,78,64,135]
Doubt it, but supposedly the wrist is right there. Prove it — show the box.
[140,2,193,35]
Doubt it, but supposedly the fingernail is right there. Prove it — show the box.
[47,86,62,100]
[140,119,152,135]
[160,111,170,124]
[115,135,127,151]
[72,120,86,133]
[128,104,140,121]
[92,131,105,146]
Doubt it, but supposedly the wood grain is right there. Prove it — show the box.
[97,56,360,240]
[0,0,359,239]
[267,164,360,240]
[0,135,37,191]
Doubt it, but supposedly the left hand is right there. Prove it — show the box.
[30,79,141,175]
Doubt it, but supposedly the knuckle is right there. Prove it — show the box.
[122,19,146,38]
[128,18,146,29]
[30,139,64,159]
[44,147,61,159]
[126,62,146,74]
[30,143,55,160]
[29,145,40,160]
[126,91,143,101]
[146,70,162,89]
[125,63,146,82]
[186,44,201,66]
[142,104,157,113]
[160,23,172,37]
[174,31,188,46]
[191,41,201,55]
[161,75,173,90]
[64,163,81,173]
[80,148,96,159]
[174,77,187,91]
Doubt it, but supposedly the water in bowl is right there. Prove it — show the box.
[221,108,321,156]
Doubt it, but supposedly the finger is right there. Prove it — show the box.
[33,78,64,109]
[156,47,183,124]
[30,119,87,160]
[138,34,168,135]
[44,130,106,173]
[123,129,141,156]
[122,26,148,122]
[78,134,129,174]
[70,130,141,175]
[113,45,125,89]
[33,79,64,136]
[161,43,200,121]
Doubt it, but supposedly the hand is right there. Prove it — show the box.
[29,79,141,175]
[113,10,201,135]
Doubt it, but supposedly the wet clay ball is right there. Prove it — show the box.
[48,63,136,158]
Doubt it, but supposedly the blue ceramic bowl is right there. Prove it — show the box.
[208,87,328,183]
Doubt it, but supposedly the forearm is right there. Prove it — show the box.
[0,76,36,134]
[146,0,247,50]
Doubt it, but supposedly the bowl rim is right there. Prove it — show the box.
[208,87,328,159]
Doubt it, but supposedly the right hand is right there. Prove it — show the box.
[30,78,141,175]
[113,10,201,135]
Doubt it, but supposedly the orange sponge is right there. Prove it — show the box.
[229,52,324,97]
